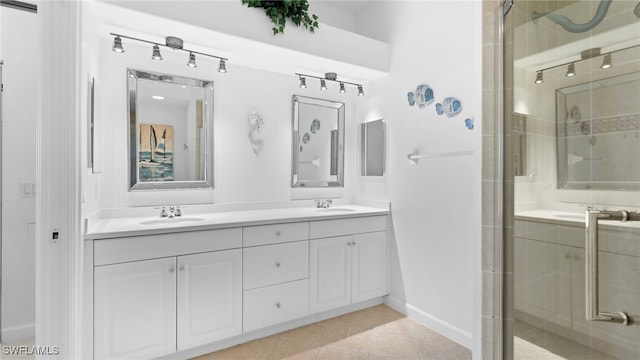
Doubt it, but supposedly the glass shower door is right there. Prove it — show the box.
[504,0,640,359]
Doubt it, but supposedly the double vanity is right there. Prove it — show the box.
[83,205,390,359]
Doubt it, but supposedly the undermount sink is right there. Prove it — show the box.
[140,216,206,225]
[316,207,356,212]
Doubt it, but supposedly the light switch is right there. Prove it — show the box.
[21,183,31,196]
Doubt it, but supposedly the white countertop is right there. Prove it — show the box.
[85,205,390,240]
[515,209,640,232]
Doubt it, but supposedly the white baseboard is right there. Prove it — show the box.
[1,323,35,344]
[383,295,407,315]
[406,303,472,350]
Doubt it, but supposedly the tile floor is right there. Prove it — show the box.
[193,304,471,360]
[514,320,612,360]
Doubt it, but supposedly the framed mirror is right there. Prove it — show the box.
[360,119,385,176]
[556,71,640,190]
[292,95,345,187]
[127,69,214,190]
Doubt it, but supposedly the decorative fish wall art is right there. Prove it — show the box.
[406,83,474,130]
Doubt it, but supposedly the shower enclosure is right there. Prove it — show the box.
[502,0,640,359]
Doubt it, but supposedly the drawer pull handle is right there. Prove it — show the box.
[275,262,281,268]
[276,302,281,309]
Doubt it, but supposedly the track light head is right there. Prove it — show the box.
[534,70,544,84]
[112,36,125,53]
[299,76,307,88]
[218,59,227,73]
[320,79,327,91]
[339,82,346,93]
[186,52,197,68]
[151,45,163,60]
[601,53,612,69]
[357,85,364,96]
[565,63,575,77]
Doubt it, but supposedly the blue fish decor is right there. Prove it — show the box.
[310,119,321,133]
[407,92,416,106]
[407,84,434,108]
[435,97,462,117]
[415,84,434,108]
[464,117,474,130]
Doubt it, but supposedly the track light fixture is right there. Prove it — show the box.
[294,72,364,96]
[601,53,612,69]
[534,71,544,84]
[110,33,228,73]
[151,45,163,60]
[187,52,197,68]
[112,36,124,53]
[534,44,639,84]
[565,62,575,77]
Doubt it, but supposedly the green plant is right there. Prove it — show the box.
[241,0,319,35]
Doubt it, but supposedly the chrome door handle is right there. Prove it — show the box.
[585,210,640,325]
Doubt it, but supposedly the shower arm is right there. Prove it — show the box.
[532,0,612,33]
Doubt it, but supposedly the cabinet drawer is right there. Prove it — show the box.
[243,279,309,332]
[243,241,309,290]
[243,222,309,247]
[309,215,387,239]
[94,228,242,266]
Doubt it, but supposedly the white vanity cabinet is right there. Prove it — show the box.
[94,257,177,359]
[177,249,243,351]
[309,216,388,313]
[242,222,310,332]
[92,228,243,359]
[87,211,390,359]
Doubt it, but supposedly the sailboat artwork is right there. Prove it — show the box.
[138,123,174,181]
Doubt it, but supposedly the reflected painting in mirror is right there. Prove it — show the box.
[127,69,214,190]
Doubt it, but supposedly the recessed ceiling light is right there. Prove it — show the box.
[152,95,165,100]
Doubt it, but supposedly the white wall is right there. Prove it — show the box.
[356,0,482,349]
[0,6,37,342]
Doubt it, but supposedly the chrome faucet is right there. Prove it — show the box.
[315,199,332,208]
[159,206,182,218]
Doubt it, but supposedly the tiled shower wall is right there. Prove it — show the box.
[482,1,505,359]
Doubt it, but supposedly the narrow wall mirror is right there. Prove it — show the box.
[360,119,385,176]
[556,72,640,190]
[127,69,214,190]
[291,95,345,187]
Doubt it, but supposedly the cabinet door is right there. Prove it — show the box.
[177,249,242,350]
[310,236,352,313]
[351,231,388,303]
[94,257,177,359]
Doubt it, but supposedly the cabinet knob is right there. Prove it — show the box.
[276,231,281,236]
[276,302,281,309]
[275,262,281,268]
[169,266,175,273]
[179,265,186,271]
[352,241,357,245]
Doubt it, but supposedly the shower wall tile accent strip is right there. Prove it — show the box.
[559,113,640,136]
